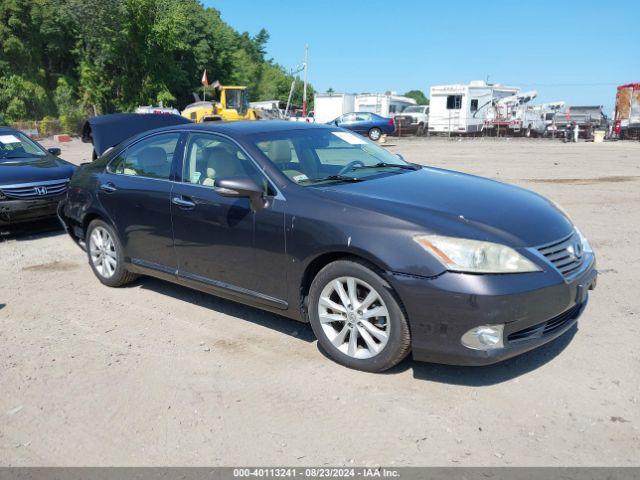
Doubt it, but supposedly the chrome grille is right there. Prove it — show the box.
[536,231,585,278]
[0,179,68,200]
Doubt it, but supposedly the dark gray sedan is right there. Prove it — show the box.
[59,121,597,372]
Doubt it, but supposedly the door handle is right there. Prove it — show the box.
[172,196,195,209]
[100,182,117,193]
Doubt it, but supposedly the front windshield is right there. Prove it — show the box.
[0,131,47,160]
[250,128,413,186]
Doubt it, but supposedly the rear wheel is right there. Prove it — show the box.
[308,259,411,372]
[368,127,382,141]
[86,219,137,287]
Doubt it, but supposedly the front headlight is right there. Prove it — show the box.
[575,227,593,254]
[414,235,541,273]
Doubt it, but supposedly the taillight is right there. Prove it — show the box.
[389,118,394,125]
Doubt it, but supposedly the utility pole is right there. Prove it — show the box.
[285,58,305,119]
[302,44,309,116]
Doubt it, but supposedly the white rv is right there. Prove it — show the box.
[314,93,356,123]
[354,94,416,118]
[428,81,519,135]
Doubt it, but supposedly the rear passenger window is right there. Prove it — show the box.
[109,133,180,179]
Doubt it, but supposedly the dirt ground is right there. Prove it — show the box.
[1,136,639,466]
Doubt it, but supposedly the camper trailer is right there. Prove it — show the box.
[429,81,519,135]
[354,94,416,118]
[314,93,356,123]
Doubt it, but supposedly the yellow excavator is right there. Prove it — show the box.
[181,86,258,122]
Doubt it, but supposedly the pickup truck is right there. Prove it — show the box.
[393,105,429,135]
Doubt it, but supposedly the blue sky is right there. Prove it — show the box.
[206,0,639,112]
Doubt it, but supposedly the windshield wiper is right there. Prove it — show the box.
[299,174,363,184]
[350,162,421,171]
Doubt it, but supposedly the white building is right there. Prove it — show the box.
[354,93,416,117]
[429,81,519,135]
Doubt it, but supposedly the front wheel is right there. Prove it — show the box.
[86,219,137,287]
[368,127,382,141]
[308,259,411,372]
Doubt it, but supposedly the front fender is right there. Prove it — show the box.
[286,204,447,287]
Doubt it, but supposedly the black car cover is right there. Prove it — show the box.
[81,113,192,157]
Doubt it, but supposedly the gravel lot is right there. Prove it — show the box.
[1,136,639,466]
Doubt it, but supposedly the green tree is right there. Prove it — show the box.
[404,89,429,105]
[0,0,315,122]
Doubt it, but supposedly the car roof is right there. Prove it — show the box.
[169,120,334,136]
[0,126,19,134]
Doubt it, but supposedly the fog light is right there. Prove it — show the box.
[461,325,505,350]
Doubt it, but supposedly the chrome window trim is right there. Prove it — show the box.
[0,178,70,189]
[103,128,285,201]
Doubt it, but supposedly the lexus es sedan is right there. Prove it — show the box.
[58,121,597,372]
[327,112,395,141]
[0,127,76,226]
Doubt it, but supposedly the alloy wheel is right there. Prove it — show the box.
[89,226,117,278]
[369,128,381,141]
[317,276,390,359]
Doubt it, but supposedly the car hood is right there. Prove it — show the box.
[0,155,76,185]
[320,167,573,247]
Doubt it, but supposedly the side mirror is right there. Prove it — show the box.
[48,147,61,156]
[214,176,266,210]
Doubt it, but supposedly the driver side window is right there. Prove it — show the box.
[182,133,274,195]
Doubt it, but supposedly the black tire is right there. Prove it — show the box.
[85,219,137,287]
[308,259,411,372]
[368,127,382,141]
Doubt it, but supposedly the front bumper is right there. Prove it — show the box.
[0,195,64,225]
[389,256,597,366]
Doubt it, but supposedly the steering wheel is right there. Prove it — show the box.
[337,160,365,175]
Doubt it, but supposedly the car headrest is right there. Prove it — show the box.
[203,146,238,178]
[267,140,291,164]
[137,146,167,169]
